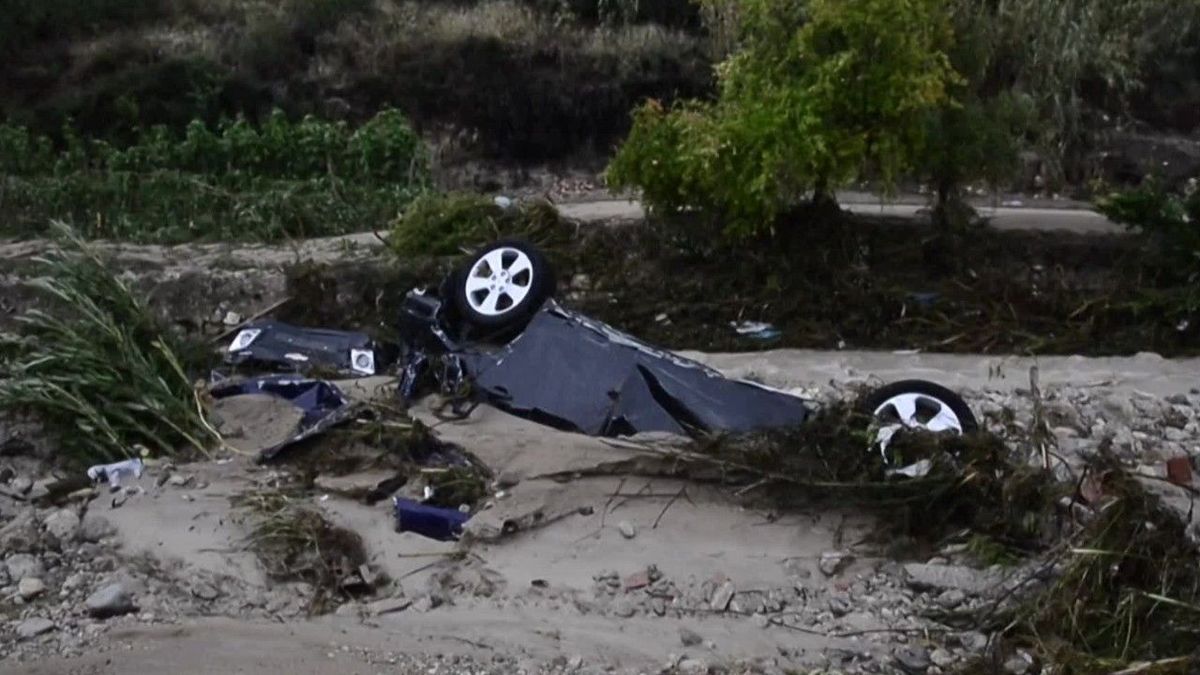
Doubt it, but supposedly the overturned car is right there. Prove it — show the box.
[222,240,978,455]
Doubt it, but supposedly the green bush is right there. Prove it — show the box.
[0,223,217,464]
[607,0,959,238]
[389,192,566,257]
[1098,178,1200,282]
[0,109,428,242]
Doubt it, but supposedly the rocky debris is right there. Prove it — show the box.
[313,470,400,500]
[709,581,735,611]
[366,596,413,616]
[10,476,34,495]
[679,627,703,647]
[190,582,220,601]
[819,551,854,577]
[78,512,116,543]
[930,648,956,668]
[895,646,931,673]
[1004,651,1035,674]
[617,520,637,539]
[677,658,710,675]
[0,510,41,553]
[903,563,1002,595]
[17,576,46,599]
[5,552,45,580]
[43,508,81,544]
[86,582,137,618]
[15,618,56,640]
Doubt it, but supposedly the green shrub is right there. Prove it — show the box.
[0,223,217,464]
[1098,178,1200,283]
[607,0,960,238]
[389,192,566,257]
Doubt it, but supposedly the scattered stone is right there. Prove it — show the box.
[0,510,41,553]
[313,471,397,499]
[710,581,735,611]
[678,658,709,675]
[624,569,651,592]
[902,563,1000,595]
[895,647,931,674]
[930,649,956,668]
[567,655,584,671]
[78,513,116,543]
[15,617,56,640]
[1004,651,1033,674]
[679,628,703,647]
[1101,394,1135,425]
[936,589,966,609]
[617,521,637,539]
[190,583,220,601]
[613,600,637,618]
[86,583,136,618]
[18,576,46,599]
[650,598,666,616]
[10,476,33,495]
[43,508,81,543]
[167,474,194,488]
[410,595,435,613]
[828,596,851,617]
[5,553,45,580]
[819,551,853,577]
[366,596,412,616]
[222,311,243,326]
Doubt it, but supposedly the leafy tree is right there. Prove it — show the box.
[606,0,959,238]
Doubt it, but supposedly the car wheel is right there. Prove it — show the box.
[453,240,555,332]
[860,380,978,455]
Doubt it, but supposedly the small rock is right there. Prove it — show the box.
[1166,393,1190,406]
[167,474,194,488]
[710,581,736,611]
[1101,394,1135,425]
[190,583,220,601]
[567,655,584,671]
[930,649,956,668]
[495,472,521,489]
[613,599,637,618]
[828,596,850,617]
[902,563,1000,595]
[410,595,435,613]
[5,553,45,580]
[10,476,33,495]
[222,311,243,326]
[86,583,136,618]
[366,596,412,616]
[678,658,709,675]
[680,627,703,647]
[936,589,966,609]
[819,551,853,577]
[0,510,41,553]
[895,646,931,674]
[617,521,636,539]
[43,508,81,543]
[15,617,56,639]
[624,569,651,592]
[650,598,666,616]
[1004,651,1033,675]
[18,576,46,599]
[78,513,116,543]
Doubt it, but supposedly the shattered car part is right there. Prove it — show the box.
[210,375,360,460]
[225,320,396,376]
[392,496,471,541]
[456,304,812,437]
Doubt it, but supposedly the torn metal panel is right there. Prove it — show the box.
[461,305,811,436]
[210,375,360,460]
[226,320,395,376]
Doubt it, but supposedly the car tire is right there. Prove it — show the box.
[453,240,555,332]
[860,380,979,434]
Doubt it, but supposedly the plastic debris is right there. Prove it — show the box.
[731,321,782,341]
[86,459,144,491]
[392,497,471,541]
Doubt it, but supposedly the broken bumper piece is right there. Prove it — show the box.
[226,320,396,376]
[210,375,360,460]
[392,497,470,541]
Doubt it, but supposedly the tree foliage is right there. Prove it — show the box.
[607,0,958,237]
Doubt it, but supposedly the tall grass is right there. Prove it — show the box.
[0,223,217,464]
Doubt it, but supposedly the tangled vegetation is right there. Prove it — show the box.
[0,223,217,463]
[389,192,569,257]
[0,109,427,242]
